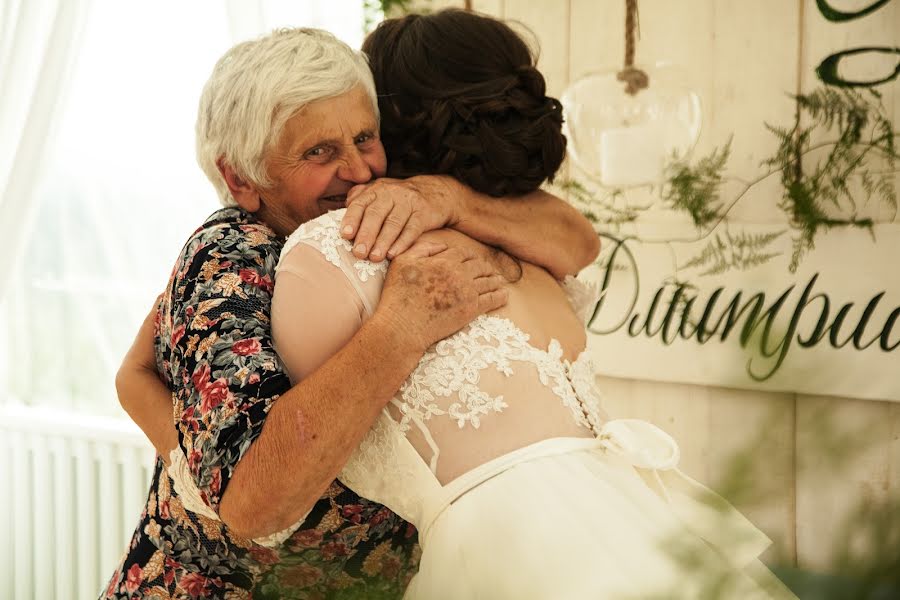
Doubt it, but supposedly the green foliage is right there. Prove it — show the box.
[764,86,895,271]
[682,229,785,276]
[570,86,897,276]
[662,141,731,228]
[721,405,900,600]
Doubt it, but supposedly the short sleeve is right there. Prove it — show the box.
[272,209,388,381]
[272,243,368,383]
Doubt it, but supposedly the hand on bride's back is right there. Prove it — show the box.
[376,240,508,353]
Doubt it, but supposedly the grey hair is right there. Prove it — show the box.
[196,28,378,206]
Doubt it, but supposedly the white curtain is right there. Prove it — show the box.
[0,0,368,415]
[2,4,369,596]
[0,0,368,305]
[0,0,90,301]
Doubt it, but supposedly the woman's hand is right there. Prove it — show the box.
[340,175,463,262]
[375,240,508,354]
[341,175,601,279]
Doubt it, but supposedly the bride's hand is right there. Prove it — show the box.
[340,175,462,262]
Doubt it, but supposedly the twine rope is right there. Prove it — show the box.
[617,0,649,95]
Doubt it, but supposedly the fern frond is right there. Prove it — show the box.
[663,142,731,228]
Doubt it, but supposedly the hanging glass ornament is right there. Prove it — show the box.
[561,0,702,188]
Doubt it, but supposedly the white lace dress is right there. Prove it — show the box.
[267,209,798,600]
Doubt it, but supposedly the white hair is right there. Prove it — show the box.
[196,28,378,206]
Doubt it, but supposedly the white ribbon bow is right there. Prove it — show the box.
[598,418,681,470]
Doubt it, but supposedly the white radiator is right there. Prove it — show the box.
[0,404,155,600]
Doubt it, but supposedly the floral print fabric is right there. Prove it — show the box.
[102,208,418,599]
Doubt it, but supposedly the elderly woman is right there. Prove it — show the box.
[104,26,598,599]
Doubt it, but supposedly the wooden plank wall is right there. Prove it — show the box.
[418,0,900,574]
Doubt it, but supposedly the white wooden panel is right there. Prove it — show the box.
[402,0,463,14]
[471,0,504,16]
[596,376,714,478]
[710,1,802,177]
[503,0,570,98]
[793,0,900,575]
[566,0,629,189]
[706,387,796,564]
[796,395,900,570]
[568,0,623,83]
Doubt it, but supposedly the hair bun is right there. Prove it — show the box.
[365,9,567,197]
[515,65,546,97]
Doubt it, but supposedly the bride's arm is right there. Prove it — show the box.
[271,244,370,383]
[340,175,599,280]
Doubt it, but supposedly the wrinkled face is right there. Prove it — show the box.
[257,85,386,236]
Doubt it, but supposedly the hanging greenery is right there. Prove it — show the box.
[663,140,731,229]
[563,85,899,275]
[681,230,785,277]
[769,87,895,270]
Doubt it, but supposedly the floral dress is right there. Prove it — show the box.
[102,208,419,600]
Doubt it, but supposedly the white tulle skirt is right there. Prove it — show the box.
[404,423,797,600]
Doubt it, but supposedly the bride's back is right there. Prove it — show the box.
[331,8,605,484]
[387,228,602,483]
[274,212,605,486]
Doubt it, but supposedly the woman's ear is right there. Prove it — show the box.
[217,158,261,212]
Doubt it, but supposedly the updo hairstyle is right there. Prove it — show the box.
[362,9,566,197]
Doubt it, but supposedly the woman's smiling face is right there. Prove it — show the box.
[256,85,386,237]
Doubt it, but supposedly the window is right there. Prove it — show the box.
[1,0,370,417]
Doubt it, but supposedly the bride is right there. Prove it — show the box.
[267,9,799,599]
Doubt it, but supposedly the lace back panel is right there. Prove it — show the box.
[280,210,606,485]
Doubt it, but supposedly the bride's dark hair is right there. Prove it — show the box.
[362,9,566,197]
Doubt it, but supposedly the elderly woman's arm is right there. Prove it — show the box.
[341,175,600,279]
[221,241,506,538]
[120,233,507,540]
[116,297,178,464]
